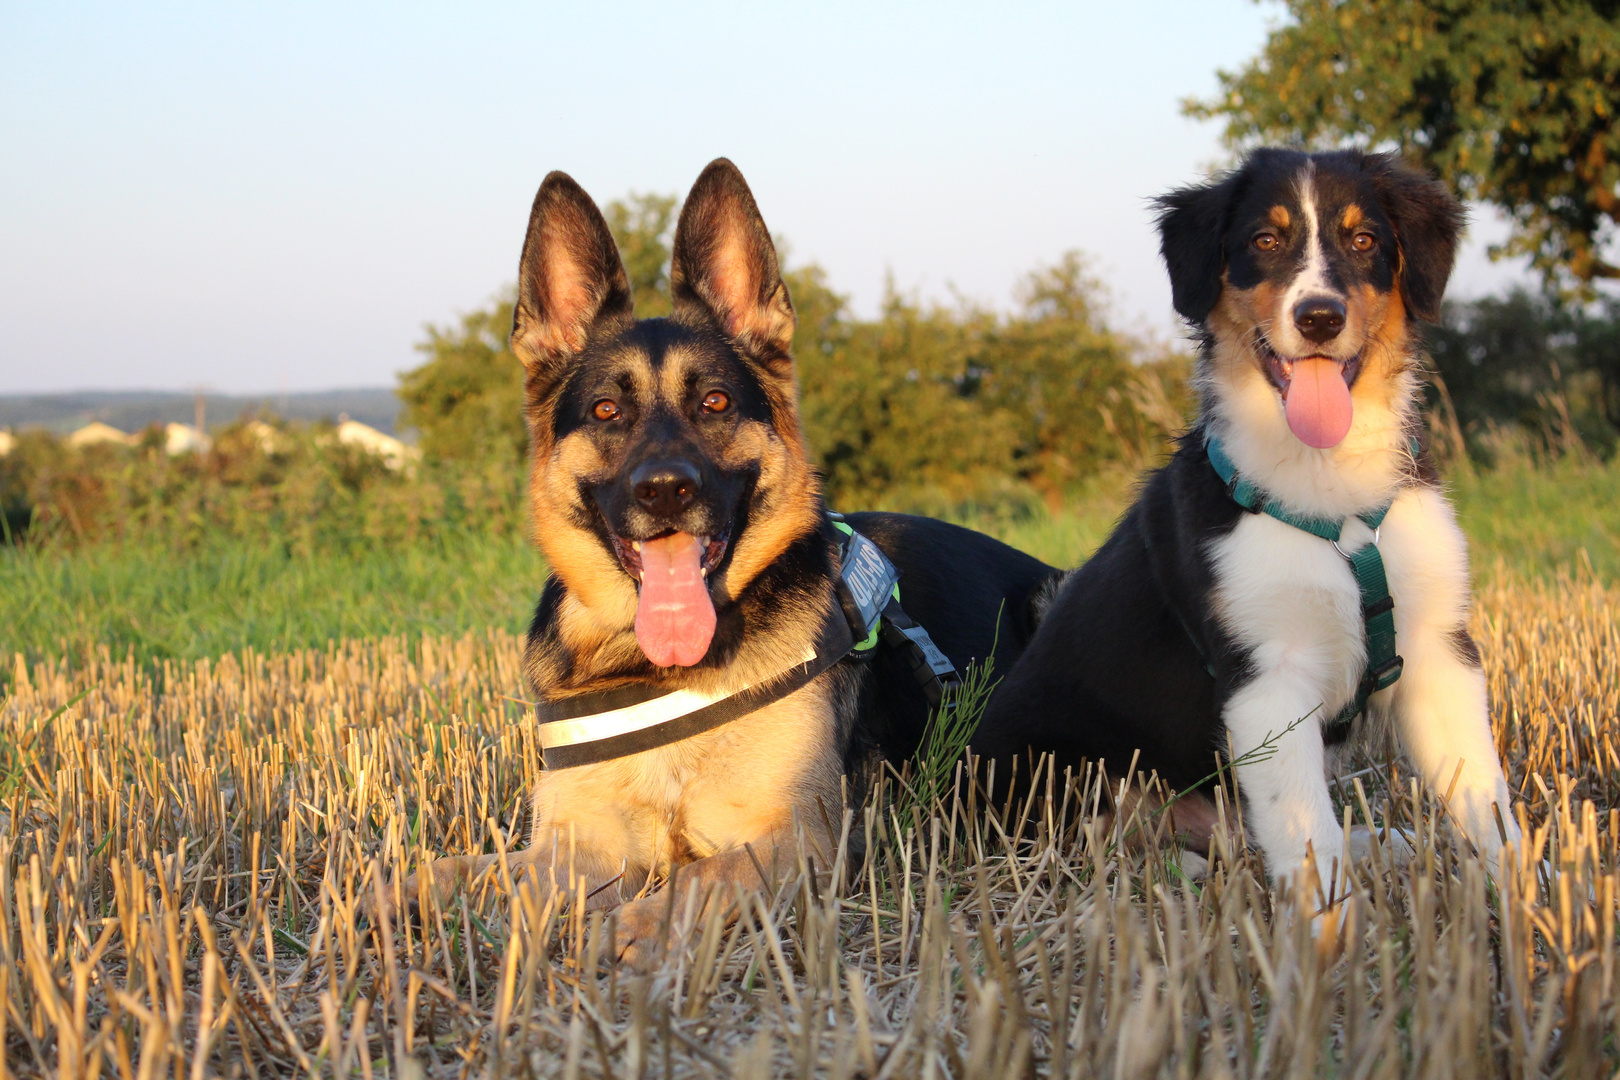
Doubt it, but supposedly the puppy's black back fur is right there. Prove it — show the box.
[971,431,1247,791]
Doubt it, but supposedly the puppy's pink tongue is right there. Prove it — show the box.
[1284,357,1354,449]
[634,532,716,668]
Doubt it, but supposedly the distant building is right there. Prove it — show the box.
[67,421,135,448]
[241,420,280,454]
[0,430,13,456]
[337,418,419,472]
[164,423,212,455]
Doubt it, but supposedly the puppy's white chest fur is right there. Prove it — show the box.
[1208,483,1470,733]
[1210,512,1369,719]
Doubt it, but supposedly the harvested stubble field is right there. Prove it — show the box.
[1,569,1617,1079]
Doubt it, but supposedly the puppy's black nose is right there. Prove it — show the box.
[1293,297,1347,344]
[630,460,700,517]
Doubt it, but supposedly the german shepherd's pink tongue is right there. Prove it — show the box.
[634,532,716,667]
[1284,357,1354,449]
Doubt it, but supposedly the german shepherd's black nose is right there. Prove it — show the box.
[1293,297,1346,343]
[630,460,701,518]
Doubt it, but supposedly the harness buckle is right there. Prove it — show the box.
[1369,654,1404,690]
[1362,595,1395,618]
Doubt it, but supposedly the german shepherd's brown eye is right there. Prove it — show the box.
[592,399,621,422]
[701,391,731,414]
[1253,233,1279,252]
[1351,232,1377,252]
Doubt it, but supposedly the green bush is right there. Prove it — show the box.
[1426,289,1620,463]
[0,418,525,553]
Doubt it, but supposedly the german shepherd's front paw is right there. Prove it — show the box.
[358,854,493,932]
[613,896,674,972]
[355,873,419,933]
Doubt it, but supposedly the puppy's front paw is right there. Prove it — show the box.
[1347,824,1416,868]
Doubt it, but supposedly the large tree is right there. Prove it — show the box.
[1186,0,1620,293]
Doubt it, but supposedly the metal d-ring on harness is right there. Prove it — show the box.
[1204,435,1407,733]
[534,513,960,769]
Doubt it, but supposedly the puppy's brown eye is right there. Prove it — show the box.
[1351,232,1377,252]
[1253,233,1279,252]
[701,390,731,414]
[592,399,621,422]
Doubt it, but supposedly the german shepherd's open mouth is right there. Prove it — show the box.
[605,525,733,583]
[600,522,735,668]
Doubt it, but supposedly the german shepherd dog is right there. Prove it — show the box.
[976,150,1520,898]
[389,160,1055,966]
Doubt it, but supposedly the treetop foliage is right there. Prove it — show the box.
[1186,0,1620,294]
[397,295,524,464]
[604,192,677,318]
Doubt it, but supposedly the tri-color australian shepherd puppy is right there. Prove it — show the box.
[976,149,1521,898]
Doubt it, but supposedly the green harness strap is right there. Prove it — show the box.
[1205,436,1406,732]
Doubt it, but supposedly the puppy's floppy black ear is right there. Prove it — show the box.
[1365,153,1464,323]
[670,159,796,371]
[510,172,634,383]
[1154,174,1237,325]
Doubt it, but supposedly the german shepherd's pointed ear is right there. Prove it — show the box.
[1364,153,1464,323]
[511,172,634,388]
[669,159,796,372]
[1154,173,1240,325]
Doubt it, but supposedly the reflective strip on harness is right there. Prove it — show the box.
[539,645,818,751]
[538,609,851,770]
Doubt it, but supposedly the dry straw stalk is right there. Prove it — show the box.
[0,571,1616,1078]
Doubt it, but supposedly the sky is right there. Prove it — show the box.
[1,1,1536,395]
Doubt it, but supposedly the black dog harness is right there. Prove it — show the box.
[1202,434,1407,734]
[536,514,959,769]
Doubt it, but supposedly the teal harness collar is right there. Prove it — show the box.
[1205,434,1406,732]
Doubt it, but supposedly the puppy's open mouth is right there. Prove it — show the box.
[1257,338,1360,450]
[1258,339,1362,399]
[607,525,732,582]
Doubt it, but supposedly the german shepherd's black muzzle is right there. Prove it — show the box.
[590,440,748,668]
[630,458,701,517]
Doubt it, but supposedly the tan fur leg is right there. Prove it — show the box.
[406,853,500,911]
[613,833,832,972]
[375,837,640,929]
[359,853,498,929]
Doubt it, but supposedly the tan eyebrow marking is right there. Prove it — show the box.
[1342,204,1364,229]
[1268,205,1291,229]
